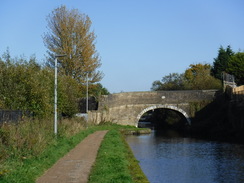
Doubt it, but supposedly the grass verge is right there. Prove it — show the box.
[0,127,96,183]
[0,122,149,183]
[89,129,149,183]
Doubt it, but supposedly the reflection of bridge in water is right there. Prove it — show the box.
[89,90,218,127]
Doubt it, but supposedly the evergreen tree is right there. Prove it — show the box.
[211,45,234,80]
[227,52,244,85]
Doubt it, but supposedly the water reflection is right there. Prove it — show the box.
[126,130,244,183]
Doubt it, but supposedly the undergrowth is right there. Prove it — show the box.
[0,117,86,182]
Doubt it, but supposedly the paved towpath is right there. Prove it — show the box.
[36,130,108,183]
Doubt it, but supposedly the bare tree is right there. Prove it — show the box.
[43,5,103,83]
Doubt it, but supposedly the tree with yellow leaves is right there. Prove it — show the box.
[43,5,103,84]
[184,63,222,90]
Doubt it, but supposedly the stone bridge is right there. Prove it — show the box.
[88,90,218,127]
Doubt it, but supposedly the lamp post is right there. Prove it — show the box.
[86,72,89,114]
[85,71,91,127]
[54,54,66,135]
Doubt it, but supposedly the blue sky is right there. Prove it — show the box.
[1,0,244,93]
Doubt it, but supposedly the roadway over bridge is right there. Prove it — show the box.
[88,90,218,127]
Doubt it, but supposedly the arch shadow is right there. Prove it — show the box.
[136,104,191,127]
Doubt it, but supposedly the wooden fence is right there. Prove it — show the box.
[232,85,244,101]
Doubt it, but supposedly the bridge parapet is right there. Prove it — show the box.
[98,90,217,107]
[89,90,218,126]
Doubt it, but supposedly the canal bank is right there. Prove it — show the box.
[188,93,244,143]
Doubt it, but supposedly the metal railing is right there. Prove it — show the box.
[223,73,236,89]
[0,110,32,124]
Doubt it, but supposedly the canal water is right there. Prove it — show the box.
[126,130,244,183]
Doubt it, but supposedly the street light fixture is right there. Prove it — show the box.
[54,54,66,135]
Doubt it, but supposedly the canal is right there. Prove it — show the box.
[126,130,244,183]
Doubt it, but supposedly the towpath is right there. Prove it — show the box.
[36,130,108,183]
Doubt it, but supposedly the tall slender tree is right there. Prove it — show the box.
[43,5,103,84]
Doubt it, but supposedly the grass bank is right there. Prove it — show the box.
[0,121,148,183]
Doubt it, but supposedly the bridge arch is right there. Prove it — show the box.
[136,104,191,127]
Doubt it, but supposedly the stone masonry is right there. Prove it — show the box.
[88,90,218,126]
